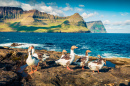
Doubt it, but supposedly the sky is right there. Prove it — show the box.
[0,0,130,33]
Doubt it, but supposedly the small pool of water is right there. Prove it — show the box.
[106,61,116,68]
[18,64,28,77]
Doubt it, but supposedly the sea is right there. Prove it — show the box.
[0,32,130,59]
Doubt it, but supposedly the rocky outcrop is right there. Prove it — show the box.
[0,47,130,86]
[86,21,107,33]
[0,7,23,20]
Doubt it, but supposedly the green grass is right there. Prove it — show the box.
[0,18,89,33]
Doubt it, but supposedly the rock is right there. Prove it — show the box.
[3,46,10,49]
[11,43,24,47]
[0,47,130,86]
[0,70,20,86]
[0,46,4,49]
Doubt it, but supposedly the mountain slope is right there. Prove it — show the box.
[0,7,106,33]
[0,7,90,33]
[86,21,107,33]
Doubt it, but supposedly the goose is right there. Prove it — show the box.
[26,51,39,74]
[75,50,91,70]
[88,55,106,73]
[55,50,67,64]
[55,46,78,71]
[28,46,50,61]
[60,50,67,58]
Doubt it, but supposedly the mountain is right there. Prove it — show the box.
[0,7,23,20]
[86,21,107,33]
[0,7,106,33]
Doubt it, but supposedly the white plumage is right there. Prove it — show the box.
[26,52,39,66]
[75,56,89,66]
[55,46,78,71]
[88,55,106,73]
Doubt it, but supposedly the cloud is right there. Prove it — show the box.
[79,4,85,7]
[21,3,33,11]
[47,2,57,6]
[81,12,98,19]
[106,26,123,30]
[113,21,122,26]
[100,15,104,18]
[75,7,83,12]
[63,7,73,11]
[63,3,73,11]
[103,20,130,26]
[112,15,116,17]
[40,6,65,16]
[120,12,129,16]
[41,6,53,12]
[0,0,21,7]
[0,0,65,17]
[103,20,111,25]
[112,20,130,26]
[124,20,130,25]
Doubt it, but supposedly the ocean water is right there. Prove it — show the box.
[0,32,130,58]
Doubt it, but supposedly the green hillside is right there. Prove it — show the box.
[0,7,90,33]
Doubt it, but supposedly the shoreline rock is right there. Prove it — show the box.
[0,47,130,86]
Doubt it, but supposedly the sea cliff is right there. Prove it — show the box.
[0,7,106,33]
[86,21,107,33]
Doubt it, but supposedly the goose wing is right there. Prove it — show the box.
[76,56,87,62]
[61,54,71,60]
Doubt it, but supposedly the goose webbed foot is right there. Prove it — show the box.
[34,66,38,72]
[29,66,34,74]
[98,70,99,73]
[67,66,73,71]
[82,66,85,70]
[29,71,34,74]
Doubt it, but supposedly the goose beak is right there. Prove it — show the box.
[86,50,91,53]
[62,50,67,53]
[105,62,106,65]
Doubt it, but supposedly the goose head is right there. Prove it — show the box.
[85,50,91,56]
[71,45,78,50]
[97,55,106,65]
[31,45,34,49]
[62,50,67,55]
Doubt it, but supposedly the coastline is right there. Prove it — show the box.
[0,47,130,86]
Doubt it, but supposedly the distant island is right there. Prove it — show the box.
[0,7,107,33]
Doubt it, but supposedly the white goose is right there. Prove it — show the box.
[26,51,39,74]
[88,55,106,73]
[55,46,78,71]
[28,46,50,61]
[75,50,91,70]
[60,50,67,59]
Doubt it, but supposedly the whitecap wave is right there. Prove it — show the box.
[102,53,127,58]
[0,42,44,49]
[0,42,62,52]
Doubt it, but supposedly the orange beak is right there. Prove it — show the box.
[105,62,106,65]
[76,47,78,48]
[86,50,91,53]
